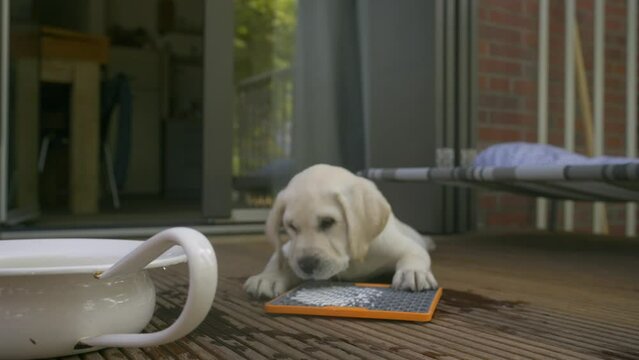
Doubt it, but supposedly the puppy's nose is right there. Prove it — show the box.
[298,256,320,275]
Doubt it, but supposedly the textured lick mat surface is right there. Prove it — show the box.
[265,282,443,321]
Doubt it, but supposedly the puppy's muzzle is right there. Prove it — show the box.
[297,256,320,275]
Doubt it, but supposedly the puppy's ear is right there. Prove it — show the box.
[336,178,391,261]
[266,190,287,268]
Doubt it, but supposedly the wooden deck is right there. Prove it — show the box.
[58,232,639,360]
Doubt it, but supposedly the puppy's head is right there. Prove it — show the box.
[266,164,391,280]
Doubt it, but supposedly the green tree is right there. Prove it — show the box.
[232,0,296,187]
[234,0,296,82]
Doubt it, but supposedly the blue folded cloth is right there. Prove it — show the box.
[474,142,639,167]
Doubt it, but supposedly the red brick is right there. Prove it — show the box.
[578,0,594,11]
[549,21,566,35]
[611,50,628,65]
[524,131,538,142]
[607,224,626,236]
[606,19,623,32]
[607,36,628,48]
[523,32,538,48]
[477,0,631,232]
[478,126,522,142]
[549,53,565,67]
[481,0,523,13]
[480,24,522,44]
[605,122,627,134]
[523,97,537,112]
[486,211,531,227]
[607,63,625,75]
[479,39,490,55]
[606,135,623,148]
[549,133,566,148]
[524,0,537,15]
[490,43,528,59]
[479,74,490,91]
[512,79,536,95]
[479,58,523,76]
[489,77,511,92]
[606,107,624,119]
[479,110,491,124]
[479,7,489,21]
[480,94,521,109]
[480,195,498,209]
[499,195,534,208]
[606,2,627,18]
[606,148,625,157]
[490,111,535,125]
[548,84,564,99]
[489,9,535,29]
[605,93,625,104]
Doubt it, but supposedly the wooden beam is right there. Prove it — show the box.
[69,61,100,214]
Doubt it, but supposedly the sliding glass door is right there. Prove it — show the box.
[0,0,270,232]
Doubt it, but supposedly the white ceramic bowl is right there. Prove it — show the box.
[0,227,218,360]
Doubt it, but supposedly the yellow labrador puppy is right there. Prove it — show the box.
[244,164,437,298]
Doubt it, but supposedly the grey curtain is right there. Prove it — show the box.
[292,0,366,174]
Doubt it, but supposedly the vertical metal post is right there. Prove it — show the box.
[593,0,606,234]
[626,0,637,237]
[202,0,234,219]
[0,0,9,224]
[445,1,455,157]
[468,0,478,231]
[432,0,449,232]
[457,0,469,232]
[564,0,576,231]
[434,0,444,161]
[536,0,549,230]
[444,0,456,233]
[457,0,468,165]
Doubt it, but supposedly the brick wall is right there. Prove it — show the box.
[476,0,636,235]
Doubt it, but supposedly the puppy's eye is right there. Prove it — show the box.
[286,222,299,233]
[319,217,335,231]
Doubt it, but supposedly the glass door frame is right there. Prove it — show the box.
[201,0,234,220]
[0,0,10,224]
[0,0,41,226]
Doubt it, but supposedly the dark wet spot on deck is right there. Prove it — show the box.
[599,349,639,360]
[440,289,525,313]
[421,350,444,359]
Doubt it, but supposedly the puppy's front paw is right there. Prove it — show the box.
[243,272,291,299]
[392,269,438,291]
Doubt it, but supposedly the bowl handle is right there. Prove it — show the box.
[76,227,218,349]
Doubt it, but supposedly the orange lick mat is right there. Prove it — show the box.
[265,281,443,322]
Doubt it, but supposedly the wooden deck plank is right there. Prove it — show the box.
[98,349,129,360]
[436,304,613,358]
[118,348,150,360]
[216,288,414,360]
[416,315,590,360]
[439,293,635,342]
[153,274,316,360]
[215,276,508,360]
[89,231,638,360]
